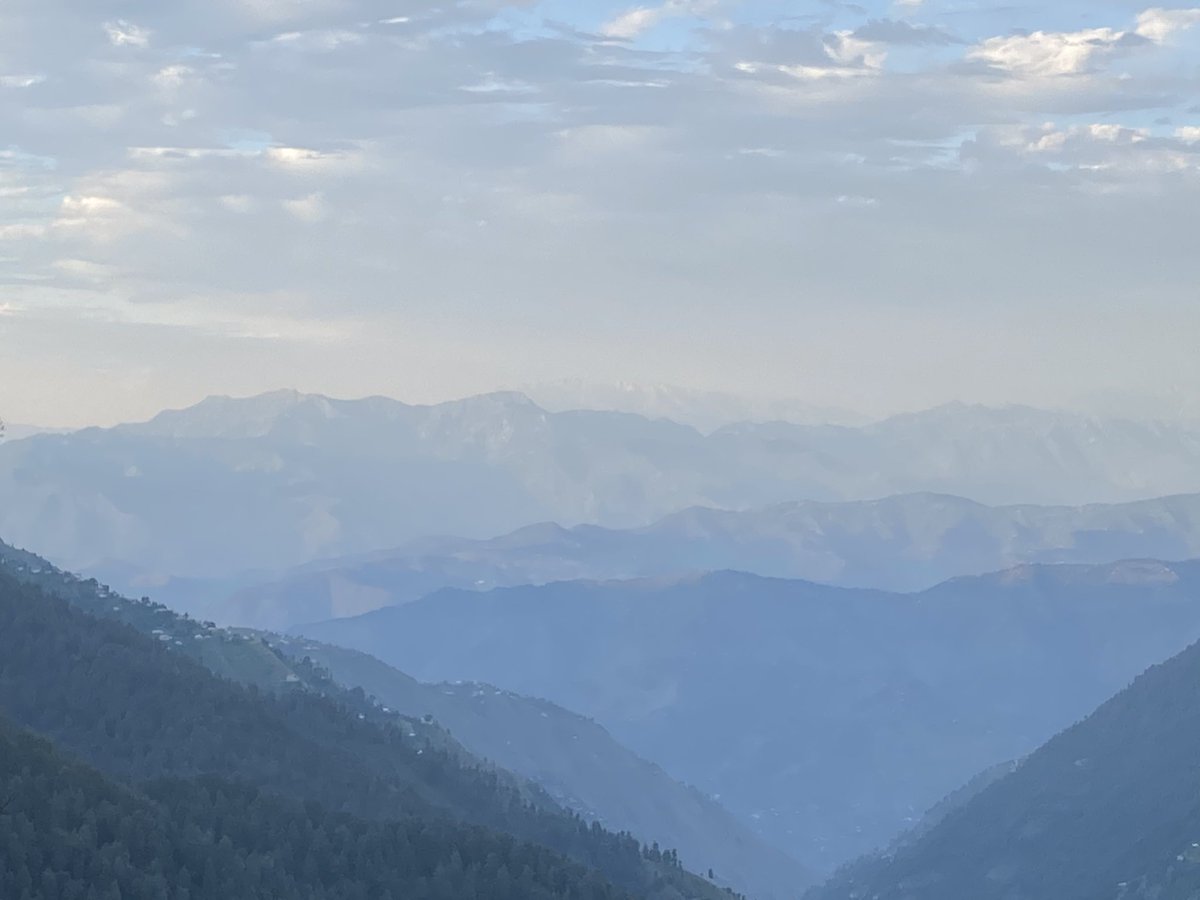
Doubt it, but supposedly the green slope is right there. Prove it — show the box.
[0,713,628,900]
[0,543,733,900]
[809,633,1200,900]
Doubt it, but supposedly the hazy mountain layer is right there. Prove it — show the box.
[5,391,1200,587]
[297,562,1200,873]
[809,623,1200,899]
[520,381,869,432]
[285,640,812,900]
[219,490,1200,630]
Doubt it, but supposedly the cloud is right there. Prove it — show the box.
[265,28,364,51]
[2,0,1200,426]
[967,7,1200,78]
[966,27,1129,76]
[0,224,49,240]
[600,0,718,39]
[266,146,354,170]
[152,65,195,91]
[1134,7,1200,42]
[0,74,45,88]
[104,20,151,47]
[825,31,887,68]
[282,193,326,222]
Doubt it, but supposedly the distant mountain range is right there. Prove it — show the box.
[296,562,1200,874]
[809,602,1200,900]
[1,422,60,441]
[6,390,1200,593]
[520,381,869,432]
[217,490,1200,630]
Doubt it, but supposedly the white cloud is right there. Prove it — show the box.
[826,31,887,69]
[0,75,45,88]
[777,63,876,81]
[282,193,326,222]
[153,65,195,91]
[0,224,48,240]
[968,7,1200,78]
[967,27,1125,76]
[104,20,151,47]
[3,0,1200,424]
[53,258,116,280]
[1019,122,1151,153]
[836,194,879,207]
[266,147,358,171]
[1086,123,1148,143]
[61,196,124,215]
[1134,7,1200,42]
[129,147,251,161]
[600,0,718,39]
[601,7,665,39]
[266,29,363,51]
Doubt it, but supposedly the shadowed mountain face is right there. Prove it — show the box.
[286,640,814,900]
[5,391,1200,591]
[0,712,643,900]
[809,629,1200,900]
[0,542,738,900]
[0,539,805,900]
[218,491,1200,630]
[296,562,1200,874]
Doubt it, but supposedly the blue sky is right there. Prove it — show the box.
[1,0,1199,425]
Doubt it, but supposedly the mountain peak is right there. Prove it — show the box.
[125,389,346,439]
[436,391,543,412]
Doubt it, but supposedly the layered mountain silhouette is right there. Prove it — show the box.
[6,391,1200,594]
[0,539,803,900]
[809,623,1200,899]
[297,562,1200,873]
[284,639,812,900]
[220,490,1200,630]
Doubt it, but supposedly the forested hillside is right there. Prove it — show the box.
[0,713,628,900]
[284,639,812,900]
[808,632,1200,900]
[0,562,732,900]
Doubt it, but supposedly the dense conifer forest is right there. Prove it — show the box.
[0,568,727,900]
[0,715,627,900]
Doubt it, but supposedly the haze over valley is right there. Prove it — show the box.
[10,389,1200,895]
[4,0,1200,895]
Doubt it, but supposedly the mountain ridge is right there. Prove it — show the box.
[215,489,1200,630]
[295,560,1200,873]
[11,388,1200,612]
[0,538,797,899]
[806,626,1200,899]
[0,548,737,900]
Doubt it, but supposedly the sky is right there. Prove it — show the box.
[1,0,1199,427]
